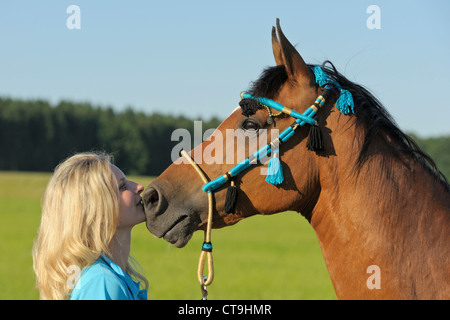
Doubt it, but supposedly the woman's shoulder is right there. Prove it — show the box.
[82,257,118,279]
[69,256,130,300]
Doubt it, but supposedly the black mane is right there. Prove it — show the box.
[247,62,449,190]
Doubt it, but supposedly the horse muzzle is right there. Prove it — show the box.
[143,180,202,248]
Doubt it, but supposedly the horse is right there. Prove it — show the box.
[143,20,450,299]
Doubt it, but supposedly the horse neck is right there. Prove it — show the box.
[309,118,450,299]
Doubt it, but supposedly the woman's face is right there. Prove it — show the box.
[111,165,146,229]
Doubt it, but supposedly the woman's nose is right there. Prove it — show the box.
[136,183,144,194]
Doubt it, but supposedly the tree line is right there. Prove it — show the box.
[0,97,220,176]
[0,97,449,179]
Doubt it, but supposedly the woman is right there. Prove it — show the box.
[32,152,148,300]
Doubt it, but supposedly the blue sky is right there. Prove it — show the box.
[0,0,449,137]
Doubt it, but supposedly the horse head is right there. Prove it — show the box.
[143,20,337,248]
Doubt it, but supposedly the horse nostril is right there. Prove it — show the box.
[143,183,168,218]
[149,190,159,204]
[143,187,159,209]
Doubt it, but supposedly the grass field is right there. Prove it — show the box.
[0,171,336,300]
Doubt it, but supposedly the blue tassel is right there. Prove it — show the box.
[313,66,355,115]
[313,66,330,86]
[265,149,284,185]
[335,89,354,115]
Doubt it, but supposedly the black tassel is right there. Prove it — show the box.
[239,98,263,117]
[224,180,238,214]
[306,124,323,151]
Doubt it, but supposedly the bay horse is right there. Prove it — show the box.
[143,20,450,299]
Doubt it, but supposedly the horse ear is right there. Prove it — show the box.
[274,19,312,84]
[271,26,283,66]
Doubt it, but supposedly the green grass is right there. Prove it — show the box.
[0,171,336,300]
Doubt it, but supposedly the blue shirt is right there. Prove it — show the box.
[70,255,147,300]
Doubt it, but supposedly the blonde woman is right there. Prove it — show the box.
[32,152,148,300]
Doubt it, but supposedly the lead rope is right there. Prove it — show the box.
[180,149,214,300]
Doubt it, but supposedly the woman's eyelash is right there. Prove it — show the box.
[119,183,127,191]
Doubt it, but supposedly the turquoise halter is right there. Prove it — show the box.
[199,66,354,213]
[203,90,324,193]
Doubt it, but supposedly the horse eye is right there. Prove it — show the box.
[242,120,260,132]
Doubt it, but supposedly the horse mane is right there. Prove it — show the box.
[248,64,289,99]
[247,62,449,191]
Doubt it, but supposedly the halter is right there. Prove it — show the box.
[202,66,354,196]
[179,66,354,299]
[202,87,330,193]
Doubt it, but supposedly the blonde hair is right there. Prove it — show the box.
[32,152,148,300]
